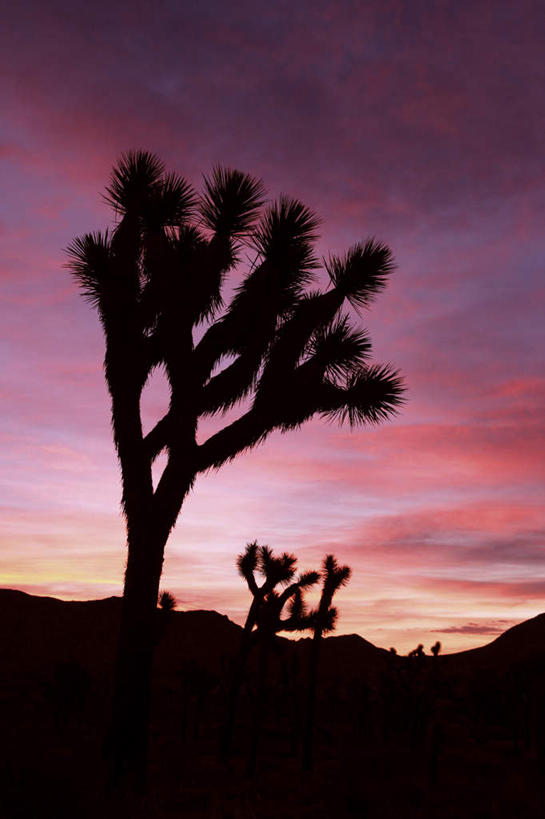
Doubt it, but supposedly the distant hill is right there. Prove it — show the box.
[0,588,243,678]
[298,632,392,679]
[446,611,545,668]
[0,589,390,681]
[1,588,544,678]
[2,589,545,819]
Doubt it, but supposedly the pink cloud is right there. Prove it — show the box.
[435,620,517,636]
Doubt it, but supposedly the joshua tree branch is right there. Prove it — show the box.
[196,407,268,473]
[143,411,173,461]
[198,350,263,415]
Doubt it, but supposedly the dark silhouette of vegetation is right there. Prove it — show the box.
[246,553,318,775]
[159,591,176,613]
[220,541,318,765]
[431,640,441,657]
[156,590,177,644]
[221,543,353,775]
[67,150,404,785]
[302,554,351,770]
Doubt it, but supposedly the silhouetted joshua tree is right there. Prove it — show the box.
[159,590,176,613]
[67,150,404,785]
[430,640,441,657]
[220,541,317,761]
[156,590,176,644]
[238,541,299,634]
[302,554,351,770]
[247,561,319,775]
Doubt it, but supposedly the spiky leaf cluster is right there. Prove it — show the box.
[158,590,176,613]
[67,151,404,536]
[237,542,319,636]
[310,554,352,636]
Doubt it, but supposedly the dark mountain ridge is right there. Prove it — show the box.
[1,588,543,676]
[2,589,545,819]
[446,611,545,666]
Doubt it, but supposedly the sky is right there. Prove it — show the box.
[1,0,544,653]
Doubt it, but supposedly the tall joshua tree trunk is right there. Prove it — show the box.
[108,466,195,785]
[68,151,403,787]
[110,578,158,782]
[107,531,165,785]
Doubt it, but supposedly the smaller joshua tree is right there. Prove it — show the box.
[302,554,352,771]
[238,541,299,635]
[220,541,318,762]
[156,590,177,644]
[220,541,295,759]
[247,568,319,775]
[222,544,315,755]
[159,590,176,613]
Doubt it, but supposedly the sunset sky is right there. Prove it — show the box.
[2,0,544,653]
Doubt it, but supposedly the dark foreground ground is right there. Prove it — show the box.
[1,589,545,818]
